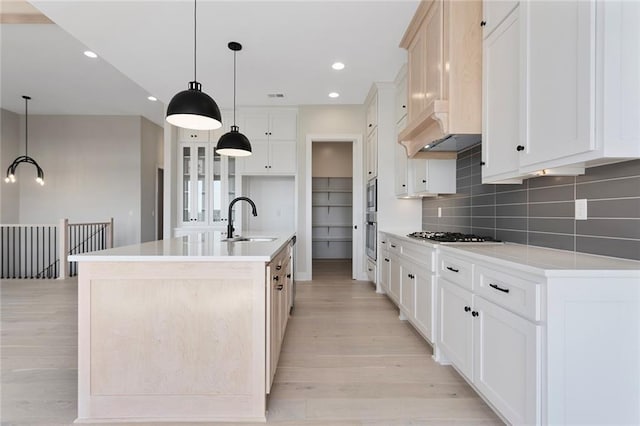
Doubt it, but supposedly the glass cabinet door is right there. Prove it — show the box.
[179,143,209,225]
[211,148,223,224]
[182,146,192,223]
[196,146,207,222]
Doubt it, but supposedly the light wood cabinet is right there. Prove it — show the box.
[482,0,518,38]
[267,243,292,393]
[399,0,482,157]
[237,109,297,175]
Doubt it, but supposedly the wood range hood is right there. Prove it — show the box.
[398,0,482,159]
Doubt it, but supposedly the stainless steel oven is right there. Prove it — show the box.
[366,179,377,213]
[366,212,377,261]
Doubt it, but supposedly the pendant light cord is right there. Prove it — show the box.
[193,0,197,82]
[233,50,237,126]
[24,97,28,156]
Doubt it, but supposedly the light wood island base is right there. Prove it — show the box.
[76,260,269,423]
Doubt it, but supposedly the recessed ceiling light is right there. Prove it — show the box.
[147,96,158,102]
[328,92,340,98]
[83,50,98,59]
[332,62,345,70]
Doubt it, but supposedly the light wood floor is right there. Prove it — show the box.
[0,260,502,425]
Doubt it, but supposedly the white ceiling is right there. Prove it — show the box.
[2,1,419,125]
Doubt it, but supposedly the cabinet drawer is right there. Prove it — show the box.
[475,265,542,321]
[439,254,473,291]
[366,258,376,283]
[402,241,435,272]
[387,238,402,254]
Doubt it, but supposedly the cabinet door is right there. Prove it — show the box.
[411,160,428,193]
[394,140,409,197]
[178,128,209,142]
[414,267,434,342]
[483,0,518,38]
[407,22,426,123]
[211,148,224,224]
[473,297,540,426]
[438,279,473,380]
[269,112,297,140]
[366,94,378,133]
[380,255,390,292]
[179,143,209,224]
[366,127,378,179]
[482,7,521,182]
[241,112,270,141]
[521,1,594,168]
[395,74,408,124]
[269,140,297,175]
[237,140,269,174]
[400,262,416,318]
[388,255,401,303]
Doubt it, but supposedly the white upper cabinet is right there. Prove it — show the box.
[482,0,518,38]
[366,93,378,134]
[394,66,408,125]
[482,0,640,183]
[178,128,210,142]
[409,159,457,196]
[482,5,522,183]
[237,109,297,175]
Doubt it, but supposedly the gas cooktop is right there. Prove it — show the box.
[407,231,501,243]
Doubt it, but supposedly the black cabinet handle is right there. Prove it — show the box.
[446,266,459,273]
[489,283,510,293]
[273,276,279,281]
[516,145,525,151]
[368,123,372,127]
[402,105,406,109]
[354,225,358,229]
[480,20,487,27]
[384,258,389,262]
[422,179,426,183]
[464,306,471,312]
[286,274,291,278]
[368,171,372,175]
[381,241,386,244]
[276,265,282,271]
[480,161,486,166]
[276,284,284,291]
[391,244,396,248]
[402,184,406,187]
[472,311,479,317]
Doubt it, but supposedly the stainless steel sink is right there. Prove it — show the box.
[223,236,277,242]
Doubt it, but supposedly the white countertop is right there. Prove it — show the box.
[380,230,640,277]
[68,231,295,262]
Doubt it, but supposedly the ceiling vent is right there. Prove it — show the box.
[267,93,285,98]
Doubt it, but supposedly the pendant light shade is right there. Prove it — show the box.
[165,0,222,130]
[216,41,252,156]
[5,96,45,186]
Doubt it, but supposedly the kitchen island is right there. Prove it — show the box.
[69,231,295,423]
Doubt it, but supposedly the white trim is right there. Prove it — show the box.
[305,133,365,281]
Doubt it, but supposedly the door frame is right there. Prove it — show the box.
[305,133,365,281]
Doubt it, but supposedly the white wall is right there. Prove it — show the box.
[16,115,146,247]
[297,105,365,280]
[0,108,20,223]
[140,117,163,242]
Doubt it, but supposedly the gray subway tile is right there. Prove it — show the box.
[496,204,527,217]
[458,164,473,179]
[495,182,527,192]
[576,218,640,239]
[457,175,472,189]
[495,229,527,244]
[529,185,575,203]
[457,155,472,170]
[471,182,496,196]
[576,177,640,200]
[577,159,640,183]
[529,218,575,234]
[471,193,496,206]
[528,201,575,218]
[444,206,472,217]
[587,198,640,218]
[440,196,471,208]
[496,217,527,231]
[422,198,440,209]
[472,217,495,229]
[471,227,496,238]
[528,175,576,189]
[576,236,640,261]
[496,189,527,205]
[528,232,575,251]
[440,216,472,228]
[423,207,439,218]
[472,205,496,217]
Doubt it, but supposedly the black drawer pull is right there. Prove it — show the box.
[464,306,471,312]
[286,274,291,278]
[489,283,510,293]
[446,266,459,273]
[276,265,282,271]
[273,276,279,281]
[276,284,284,291]
[391,244,396,248]
[384,258,389,262]
[472,311,479,317]
[381,241,386,244]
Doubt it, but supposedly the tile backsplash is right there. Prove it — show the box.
[422,145,640,260]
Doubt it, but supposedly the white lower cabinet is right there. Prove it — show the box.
[388,253,401,303]
[438,279,474,380]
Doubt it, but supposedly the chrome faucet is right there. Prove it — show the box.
[227,197,258,238]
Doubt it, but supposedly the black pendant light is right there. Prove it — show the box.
[216,42,252,157]
[166,0,222,130]
[5,96,44,186]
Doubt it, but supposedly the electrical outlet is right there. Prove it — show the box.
[437,207,442,218]
[575,199,588,220]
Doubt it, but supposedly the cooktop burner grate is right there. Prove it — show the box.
[407,231,501,243]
